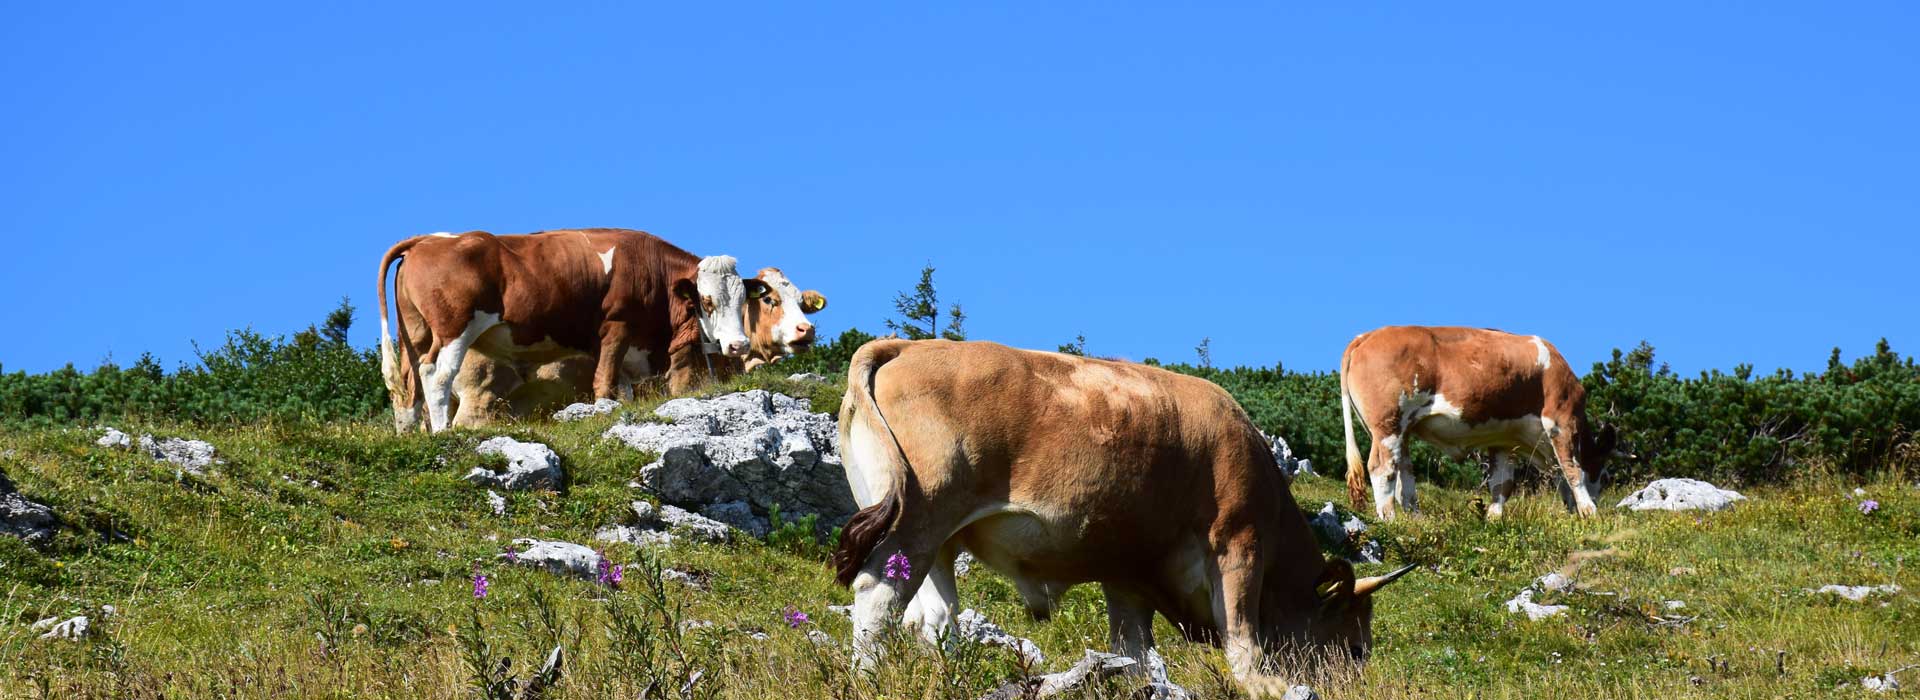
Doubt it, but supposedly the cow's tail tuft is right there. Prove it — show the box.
[1342,343,1370,510]
[831,340,913,587]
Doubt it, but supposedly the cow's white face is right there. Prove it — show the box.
[691,255,751,358]
[753,267,826,356]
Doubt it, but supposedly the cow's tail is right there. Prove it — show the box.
[1342,342,1370,510]
[376,237,424,398]
[831,340,913,587]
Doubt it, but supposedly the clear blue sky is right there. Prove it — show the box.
[3,3,1914,376]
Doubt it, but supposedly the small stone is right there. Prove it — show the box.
[1813,584,1901,602]
[553,398,622,422]
[807,629,836,646]
[487,490,507,517]
[658,505,734,543]
[1504,589,1568,620]
[954,550,976,577]
[1,469,58,547]
[1536,572,1574,593]
[96,428,132,449]
[33,615,89,640]
[466,437,564,491]
[136,434,222,477]
[980,650,1137,699]
[956,608,1045,667]
[1616,478,1746,512]
[1669,567,1697,577]
[700,501,769,539]
[502,539,605,580]
[1664,600,1686,610]
[786,372,829,384]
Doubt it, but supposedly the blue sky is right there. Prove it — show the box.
[3,2,1914,376]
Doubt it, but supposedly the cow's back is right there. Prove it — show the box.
[862,340,1290,579]
[1346,325,1579,424]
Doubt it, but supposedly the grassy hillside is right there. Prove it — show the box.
[3,369,1915,699]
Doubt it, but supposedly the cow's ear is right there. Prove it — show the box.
[800,290,827,314]
[1316,559,1356,610]
[673,278,699,301]
[1596,424,1619,454]
[745,279,771,299]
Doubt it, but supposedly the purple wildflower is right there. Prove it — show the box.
[784,607,809,628]
[884,551,911,581]
[503,544,519,563]
[597,551,622,587]
[472,572,489,599]
[1860,500,1880,515]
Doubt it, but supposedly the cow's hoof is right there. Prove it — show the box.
[1486,504,1506,520]
[1576,503,1598,517]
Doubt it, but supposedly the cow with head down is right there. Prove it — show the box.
[377,228,756,433]
[832,339,1414,697]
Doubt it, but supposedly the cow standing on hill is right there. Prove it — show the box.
[1341,326,1615,520]
[832,339,1413,697]
[442,266,829,427]
[377,229,757,433]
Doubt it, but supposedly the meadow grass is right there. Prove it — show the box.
[1,372,1914,699]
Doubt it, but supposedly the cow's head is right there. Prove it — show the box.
[1580,423,1620,497]
[747,267,827,359]
[1297,560,1415,662]
[673,255,752,358]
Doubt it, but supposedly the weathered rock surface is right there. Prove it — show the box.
[1142,648,1195,700]
[466,437,564,491]
[0,469,57,547]
[501,538,605,580]
[1617,478,1746,512]
[699,501,768,538]
[979,650,1138,700]
[1504,589,1568,620]
[957,608,1045,666]
[31,615,89,641]
[553,399,622,422]
[595,501,737,546]
[1263,432,1315,478]
[786,372,829,384]
[99,428,222,476]
[1814,583,1902,602]
[603,390,855,532]
[1307,502,1380,564]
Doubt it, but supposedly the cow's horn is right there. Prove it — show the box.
[1353,563,1418,597]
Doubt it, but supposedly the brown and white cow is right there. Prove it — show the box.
[377,229,758,433]
[431,266,830,428]
[1340,326,1616,521]
[832,339,1413,697]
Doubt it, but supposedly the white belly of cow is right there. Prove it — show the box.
[474,326,583,364]
[1413,412,1553,455]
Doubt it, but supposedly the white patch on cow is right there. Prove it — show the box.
[695,256,751,358]
[844,410,895,507]
[756,268,815,354]
[429,232,458,238]
[1531,336,1551,369]
[1540,416,1559,438]
[1430,393,1463,420]
[1380,435,1403,454]
[598,247,615,275]
[422,310,501,432]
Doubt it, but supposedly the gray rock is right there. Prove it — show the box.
[980,650,1138,700]
[1142,648,1195,700]
[659,505,735,543]
[0,469,57,547]
[136,435,222,477]
[466,437,564,491]
[787,372,829,384]
[1307,502,1376,563]
[1617,478,1746,512]
[486,490,507,517]
[501,538,605,580]
[594,525,676,547]
[954,550,975,577]
[553,398,622,422]
[631,500,659,524]
[701,501,769,538]
[807,629,836,646]
[602,390,855,533]
[32,615,89,641]
[957,608,1045,667]
[96,428,132,449]
[1263,432,1316,479]
[1504,588,1568,621]
[1814,583,1902,602]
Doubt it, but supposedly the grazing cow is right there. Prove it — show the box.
[1340,326,1616,521]
[831,340,1414,696]
[430,266,830,427]
[377,229,759,433]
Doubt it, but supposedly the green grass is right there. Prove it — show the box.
[1,370,1915,699]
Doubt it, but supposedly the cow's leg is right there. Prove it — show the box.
[850,536,943,670]
[1366,435,1397,521]
[592,321,631,401]
[419,312,497,432]
[1101,584,1156,673]
[1485,451,1518,520]
[1211,539,1298,697]
[1549,432,1599,517]
[900,542,960,646]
